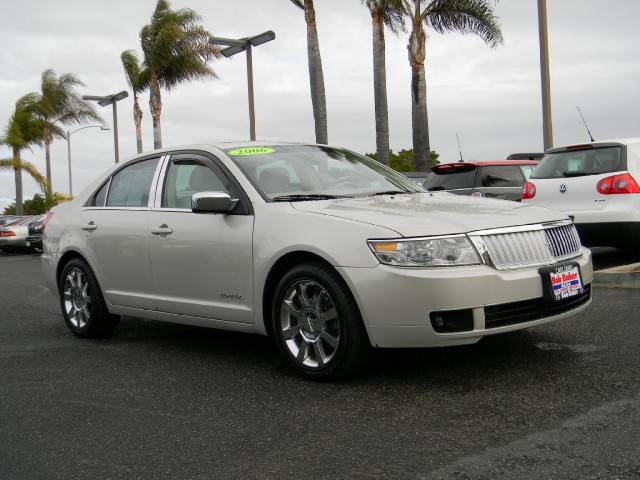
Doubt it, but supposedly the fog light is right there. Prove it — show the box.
[429,309,474,333]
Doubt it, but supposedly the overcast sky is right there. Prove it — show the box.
[1,0,639,206]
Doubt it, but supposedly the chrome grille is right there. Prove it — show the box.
[473,223,582,270]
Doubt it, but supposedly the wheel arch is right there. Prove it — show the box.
[260,250,366,342]
[56,250,104,296]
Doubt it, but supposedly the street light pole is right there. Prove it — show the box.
[537,0,553,151]
[245,44,256,141]
[82,91,128,163]
[65,125,110,197]
[209,31,276,141]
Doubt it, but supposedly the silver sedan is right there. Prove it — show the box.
[42,143,592,379]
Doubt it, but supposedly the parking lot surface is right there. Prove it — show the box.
[1,252,639,479]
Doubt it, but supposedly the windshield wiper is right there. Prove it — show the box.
[272,194,345,202]
[427,186,446,191]
[369,190,410,196]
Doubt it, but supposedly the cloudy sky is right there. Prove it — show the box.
[1,0,639,206]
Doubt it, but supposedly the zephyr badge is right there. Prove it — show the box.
[559,184,567,193]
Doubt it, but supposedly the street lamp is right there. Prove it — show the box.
[65,125,110,196]
[209,31,276,141]
[82,91,128,163]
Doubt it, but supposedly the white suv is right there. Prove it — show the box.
[522,138,640,249]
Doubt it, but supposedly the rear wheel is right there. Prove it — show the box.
[59,258,119,337]
[271,262,369,380]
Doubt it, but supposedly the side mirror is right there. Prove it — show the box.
[191,191,239,214]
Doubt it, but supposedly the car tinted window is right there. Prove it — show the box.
[162,160,230,209]
[531,146,625,179]
[106,158,159,207]
[478,166,524,188]
[92,181,109,207]
[425,169,476,190]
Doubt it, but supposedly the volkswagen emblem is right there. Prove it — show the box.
[559,184,567,193]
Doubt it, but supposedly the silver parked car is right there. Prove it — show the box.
[0,215,43,253]
[42,143,593,379]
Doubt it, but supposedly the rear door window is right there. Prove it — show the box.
[531,146,625,179]
[478,166,525,188]
[106,157,160,207]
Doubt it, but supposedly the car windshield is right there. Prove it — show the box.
[225,145,422,200]
[531,146,625,179]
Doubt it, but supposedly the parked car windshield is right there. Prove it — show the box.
[531,146,625,179]
[226,145,422,200]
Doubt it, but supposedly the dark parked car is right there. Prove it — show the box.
[26,219,44,252]
[507,152,544,161]
[425,160,539,201]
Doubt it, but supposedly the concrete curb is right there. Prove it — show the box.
[593,262,640,289]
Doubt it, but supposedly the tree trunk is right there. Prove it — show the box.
[13,147,23,216]
[149,68,163,149]
[408,12,430,172]
[134,92,143,154]
[44,134,53,195]
[304,0,328,145]
[371,8,390,166]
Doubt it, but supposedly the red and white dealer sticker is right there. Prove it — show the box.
[549,264,583,301]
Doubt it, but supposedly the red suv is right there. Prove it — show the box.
[425,160,539,202]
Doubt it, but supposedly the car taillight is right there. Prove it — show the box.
[42,211,54,230]
[522,181,536,200]
[1,230,16,237]
[596,173,640,195]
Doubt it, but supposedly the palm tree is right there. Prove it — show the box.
[26,69,102,193]
[0,97,46,215]
[364,0,405,166]
[400,0,502,171]
[121,50,149,154]
[290,0,328,144]
[140,0,220,149]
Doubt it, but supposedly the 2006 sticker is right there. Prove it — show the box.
[227,147,275,156]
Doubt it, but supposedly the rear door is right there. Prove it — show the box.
[527,144,627,212]
[80,156,161,310]
[474,165,525,201]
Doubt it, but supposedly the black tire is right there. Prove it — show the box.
[270,262,370,380]
[58,257,120,338]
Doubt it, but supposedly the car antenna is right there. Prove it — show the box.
[576,105,595,142]
[456,133,464,162]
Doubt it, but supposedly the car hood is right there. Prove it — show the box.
[291,192,566,237]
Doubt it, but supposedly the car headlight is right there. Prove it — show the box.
[367,236,481,267]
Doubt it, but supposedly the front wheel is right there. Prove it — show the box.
[271,262,369,380]
[59,258,120,337]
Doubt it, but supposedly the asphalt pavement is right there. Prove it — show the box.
[1,251,639,479]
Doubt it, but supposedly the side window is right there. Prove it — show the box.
[92,181,109,207]
[519,165,535,181]
[479,166,524,188]
[162,159,230,209]
[106,157,159,207]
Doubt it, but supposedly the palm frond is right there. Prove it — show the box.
[290,0,304,9]
[0,158,46,191]
[424,0,503,47]
[121,50,149,93]
[364,0,406,34]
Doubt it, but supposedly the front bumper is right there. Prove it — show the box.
[337,248,593,348]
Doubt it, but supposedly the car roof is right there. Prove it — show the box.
[547,137,640,152]
[432,160,538,173]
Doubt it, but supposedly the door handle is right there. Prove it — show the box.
[81,221,97,231]
[151,224,173,236]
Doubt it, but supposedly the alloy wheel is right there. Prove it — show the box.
[279,280,341,369]
[63,267,92,328]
